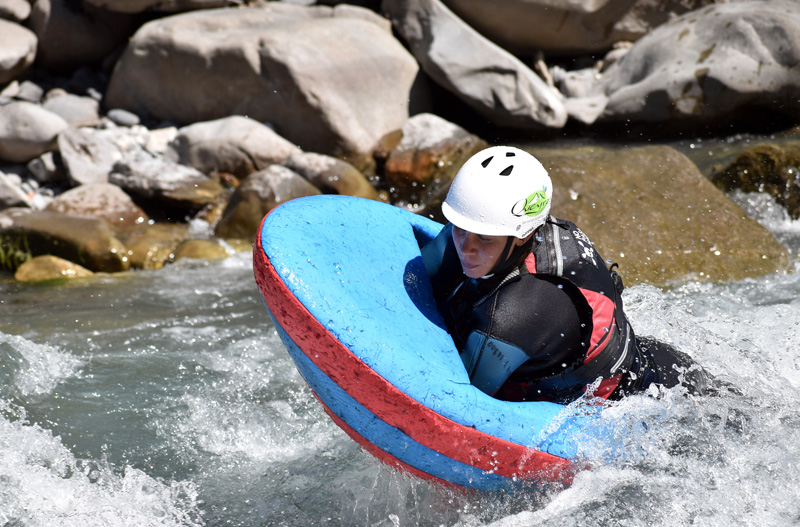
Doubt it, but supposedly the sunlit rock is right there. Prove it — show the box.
[42,91,101,127]
[0,20,36,85]
[0,0,31,22]
[166,116,301,179]
[0,101,68,163]
[441,0,711,56]
[284,151,378,201]
[379,113,487,215]
[173,238,234,262]
[215,165,321,240]
[567,1,800,129]
[530,145,791,286]
[0,208,130,272]
[108,146,225,220]
[0,171,32,209]
[44,182,149,233]
[383,0,567,130]
[14,254,93,282]
[106,4,418,167]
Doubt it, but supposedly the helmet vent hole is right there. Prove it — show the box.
[481,156,493,168]
[499,165,514,176]
[506,152,515,157]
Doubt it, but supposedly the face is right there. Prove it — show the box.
[451,226,509,278]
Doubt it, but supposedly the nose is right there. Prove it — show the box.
[457,232,478,255]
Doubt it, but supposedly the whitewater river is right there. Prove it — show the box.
[2,186,799,526]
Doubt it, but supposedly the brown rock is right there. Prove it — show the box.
[530,145,791,286]
[118,223,189,270]
[0,209,130,273]
[284,152,378,200]
[215,165,321,240]
[173,239,234,262]
[14,255,93,282]
[382,113,487,214]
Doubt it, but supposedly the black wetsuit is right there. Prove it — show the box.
[422,219,708,403]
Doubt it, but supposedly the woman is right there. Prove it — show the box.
[422,145,708,403]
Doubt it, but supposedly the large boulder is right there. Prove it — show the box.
[441,0,711,56]
[382,0,567,130]
[0,20,36,84]
[0,208,130,272]
[0,101,68,163]
[166,115,301,179]
[106,4,418,167]
[566,1,800,128]
[529,145,791,286]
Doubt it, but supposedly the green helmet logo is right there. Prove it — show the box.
[511,189,549,218]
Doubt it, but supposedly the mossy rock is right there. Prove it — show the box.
[709,142,800,220]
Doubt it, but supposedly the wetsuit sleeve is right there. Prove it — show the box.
[460,332,531,396]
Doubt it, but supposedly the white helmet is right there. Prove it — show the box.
[441,146,552,239]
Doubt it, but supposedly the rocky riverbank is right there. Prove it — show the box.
[1,0,798,286]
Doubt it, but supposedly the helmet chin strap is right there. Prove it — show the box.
[483,235,534,278]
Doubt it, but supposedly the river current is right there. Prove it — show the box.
[1,187,799,526]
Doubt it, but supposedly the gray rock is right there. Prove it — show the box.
[574,1,800,128]
[109,146,225,215]
[42,92,101,126]
[0,20,36,85]
[0,101,68,163]
[0,80,44,102]
[0,0,32,22]
[441,0,711,56]
[215,165,321,239]
[166,115,301,179]
[45,182,149,232]
[106,4,418,167]
[107,108,141,127]
[57,127,122,185]
[382,0,567,130]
